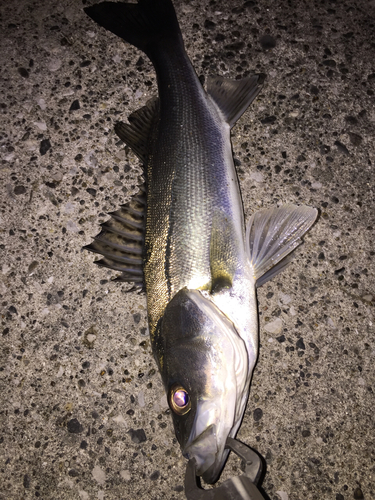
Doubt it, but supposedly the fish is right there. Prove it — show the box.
[83,0,318,485]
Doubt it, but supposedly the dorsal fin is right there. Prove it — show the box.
[83,185,146,288]
[206,74,264,128]
[114,97,159,163]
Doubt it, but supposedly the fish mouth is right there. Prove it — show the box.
[201,448,230,484]
[183,424,229,484]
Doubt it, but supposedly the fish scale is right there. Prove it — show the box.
[84,0,317,487]
[144,46,239,332]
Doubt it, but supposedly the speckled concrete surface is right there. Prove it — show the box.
[1,0,374,499]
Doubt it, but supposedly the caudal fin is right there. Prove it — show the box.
[84,0,181,58]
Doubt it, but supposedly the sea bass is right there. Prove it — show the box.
[84,0,317,484]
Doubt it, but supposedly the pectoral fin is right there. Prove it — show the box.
[246,204,318,287]
[209,209,239,294]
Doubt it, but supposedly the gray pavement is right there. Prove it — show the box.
[1,0,374,499]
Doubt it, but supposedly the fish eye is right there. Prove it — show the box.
[169,384,191,415]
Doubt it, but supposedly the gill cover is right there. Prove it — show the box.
[158,288,248,483]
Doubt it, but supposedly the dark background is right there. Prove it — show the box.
[0,0,374,498]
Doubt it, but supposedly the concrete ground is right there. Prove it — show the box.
[1,0,374,499]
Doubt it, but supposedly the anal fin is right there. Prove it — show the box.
[206,74,265,128]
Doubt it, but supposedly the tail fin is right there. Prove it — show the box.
[84,0,181,57]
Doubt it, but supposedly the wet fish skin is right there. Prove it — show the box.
[84,0,318,485]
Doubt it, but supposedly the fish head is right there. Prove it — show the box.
[159,288,249,484]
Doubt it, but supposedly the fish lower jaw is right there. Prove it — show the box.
[183,426,230,484]
[200,448,230,484]
[183,450,228,485]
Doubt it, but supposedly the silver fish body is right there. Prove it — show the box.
[84,0,317,484]
[139,15,260,482]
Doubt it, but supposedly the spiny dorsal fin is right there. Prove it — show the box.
[206,74,264,128]
[83,185,146,288]
[114,97,159,163]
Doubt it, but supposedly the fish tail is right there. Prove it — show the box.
[84,0,182,58]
